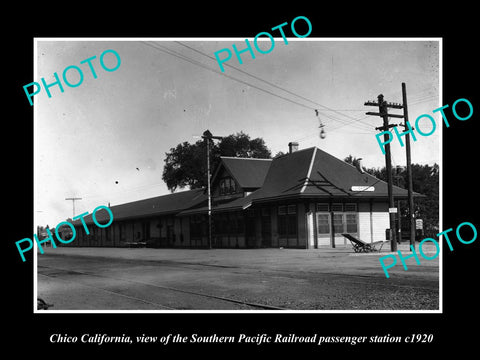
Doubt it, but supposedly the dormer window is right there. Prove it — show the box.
[219,177,237,196]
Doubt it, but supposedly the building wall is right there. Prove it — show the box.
[271,207,279,248]
[180,216,190,247]
[150,218,161,241]
[114,221,129,247]
[67,199,391,249]
[299,200,391,249]
[358,202,373,243]
[371,202,390,242]
[297,203,307,248]
[276,202,302,248]
[211,211,248,248]
[173,217,183,247]
[358,201,390,243]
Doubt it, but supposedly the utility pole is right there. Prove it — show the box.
[394,165,403,244]
[365,94,404,251]
[65,197,82,218]
[201,130,223,249]
[400,82,416,250]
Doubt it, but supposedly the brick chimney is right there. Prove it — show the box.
[288,142,299,154]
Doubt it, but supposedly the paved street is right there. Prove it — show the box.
[37,246,439,311]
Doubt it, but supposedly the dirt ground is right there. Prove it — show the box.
[36,246,440,311]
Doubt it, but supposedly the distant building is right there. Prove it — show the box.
[66,145,419,249]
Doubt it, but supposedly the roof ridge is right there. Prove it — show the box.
[220,156,272,161]
[275,146,317,158]
[108,187,205,207]
[312,147,387,183]
[300,147,317,193]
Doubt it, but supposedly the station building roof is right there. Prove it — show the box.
[72,146,422,224]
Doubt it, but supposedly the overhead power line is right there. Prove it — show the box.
[142,41,438,136]
[175,41,368,117]
[141,41,316,111]
[175,41,379,132]
[143,41,373,132]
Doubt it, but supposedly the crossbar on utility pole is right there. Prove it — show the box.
[365,94,404,252]
[366,112,405,119]
[65,197,82,218]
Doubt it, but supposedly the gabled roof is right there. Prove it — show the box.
[246,147,415,202]
[178,195,248,216]
[74,147,422,222]
[178,147,420,215]
[246,148,316,200]
[73,188,206,225]
[213,156,272,189]
[302,147,414,198]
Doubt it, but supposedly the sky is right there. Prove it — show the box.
[34,38,440,227]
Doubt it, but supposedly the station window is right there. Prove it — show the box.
[190,215,206,238]
[287,204,297,214]
[345,203,357,212]
[287,215,297,236]
[317,214,330,234]
[316,203,329,212]
[333,213,344,234]
[219,177,237,196]
[278,204,297,237]
[346,213,358,233]
[331,203,343,212]
[237,213,245,232]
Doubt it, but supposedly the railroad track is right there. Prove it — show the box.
[38,265,286,311]
[40,253,439,292]
[179,263,439,292]
[67,258,438,292]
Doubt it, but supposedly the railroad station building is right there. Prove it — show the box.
[68,144,414,249]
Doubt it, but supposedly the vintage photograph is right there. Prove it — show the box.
[33,38,440,312]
